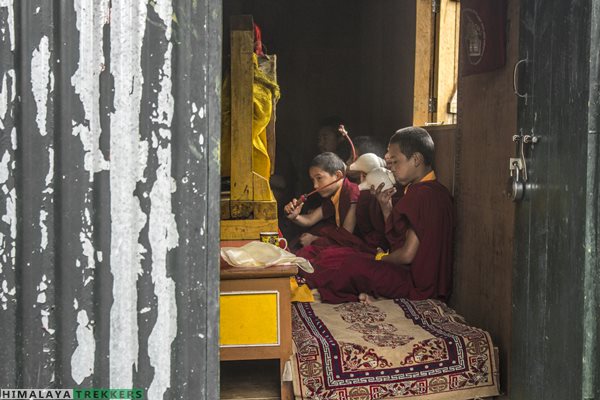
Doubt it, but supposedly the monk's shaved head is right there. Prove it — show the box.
[389,127,434,166]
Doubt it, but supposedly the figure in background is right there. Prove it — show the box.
[300,126,454,304]
[284,152,359,248]
[316,116,347,156]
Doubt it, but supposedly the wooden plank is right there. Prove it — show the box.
[230,15,255,201]
[252,200,278,220]
[227,199,277,220]
[221,219,279,240]
[221,265,298,281]
[414,0,460,125]
[434,0,460,123]
[229,200,253,219]
[221,196,231,219]
[451,1,519,396]
[413,0,433,126]
[253,172,274,202]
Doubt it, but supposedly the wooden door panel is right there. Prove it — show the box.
[511,0,597,398]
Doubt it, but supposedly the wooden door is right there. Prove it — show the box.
[511,0,599,398]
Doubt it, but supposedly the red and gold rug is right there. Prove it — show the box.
[292,299,499,400]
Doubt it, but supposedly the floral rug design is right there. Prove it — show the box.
[292,299,499,400]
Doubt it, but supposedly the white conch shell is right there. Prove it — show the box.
[348,153,386,173]
[358,167,396,191]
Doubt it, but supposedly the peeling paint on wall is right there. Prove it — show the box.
[71,310,95,384]
[108,1,148,389]
[39,210,48,250]
[146,2,179,398]
[0,118,16,311]
[0,150,10,187]
[31,35,52,137]
[37,274,54,335]
[72,0,110,180]
[43,147,54,192]
[0,31,18,315]
[0,0,14,51]
[0,70,15,128]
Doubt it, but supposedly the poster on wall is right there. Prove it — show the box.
[460,0,507,76]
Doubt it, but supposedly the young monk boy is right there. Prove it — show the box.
[301,126,454,303]
[284,152,359,248]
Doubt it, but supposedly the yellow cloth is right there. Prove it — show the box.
[330,183,343,227]
[290,277,314,303]
[404,170,437,194]
[251,54,280,196]
[375,250,389,261]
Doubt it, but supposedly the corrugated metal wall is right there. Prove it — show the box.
[0,1,221,398]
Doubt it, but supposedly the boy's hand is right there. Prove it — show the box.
[284,198,303,220]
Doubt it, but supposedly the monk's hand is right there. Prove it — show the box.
[371,182,395,205]
[284,198,303,220]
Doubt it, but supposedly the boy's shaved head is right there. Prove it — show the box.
[389,127,434,166]
[309,152,346,175]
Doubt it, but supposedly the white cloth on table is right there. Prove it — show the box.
[220,241,314,273]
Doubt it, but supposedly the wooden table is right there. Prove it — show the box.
[220,241,298,400]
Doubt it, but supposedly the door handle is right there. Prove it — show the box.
[513,55,529,104]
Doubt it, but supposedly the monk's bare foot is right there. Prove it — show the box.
[359,293,375,303]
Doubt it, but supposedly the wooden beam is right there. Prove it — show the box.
[413,0,460,125]
[413,0,434,126]
[221,219,279,240]
[434,0,460,123]
[230,15,255,201]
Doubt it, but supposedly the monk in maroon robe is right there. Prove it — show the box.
[284,152,360,249]
[300,127,454,303]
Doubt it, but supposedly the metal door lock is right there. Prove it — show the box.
[507,128,539,202]
[507,158,525,201]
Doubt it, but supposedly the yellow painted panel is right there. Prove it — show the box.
[220,292,279,346]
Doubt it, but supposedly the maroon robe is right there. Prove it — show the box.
[319,178,360,230]
[354,188,405,251]
[300,180,454,303]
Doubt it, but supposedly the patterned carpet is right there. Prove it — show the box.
[292,299,499,400]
